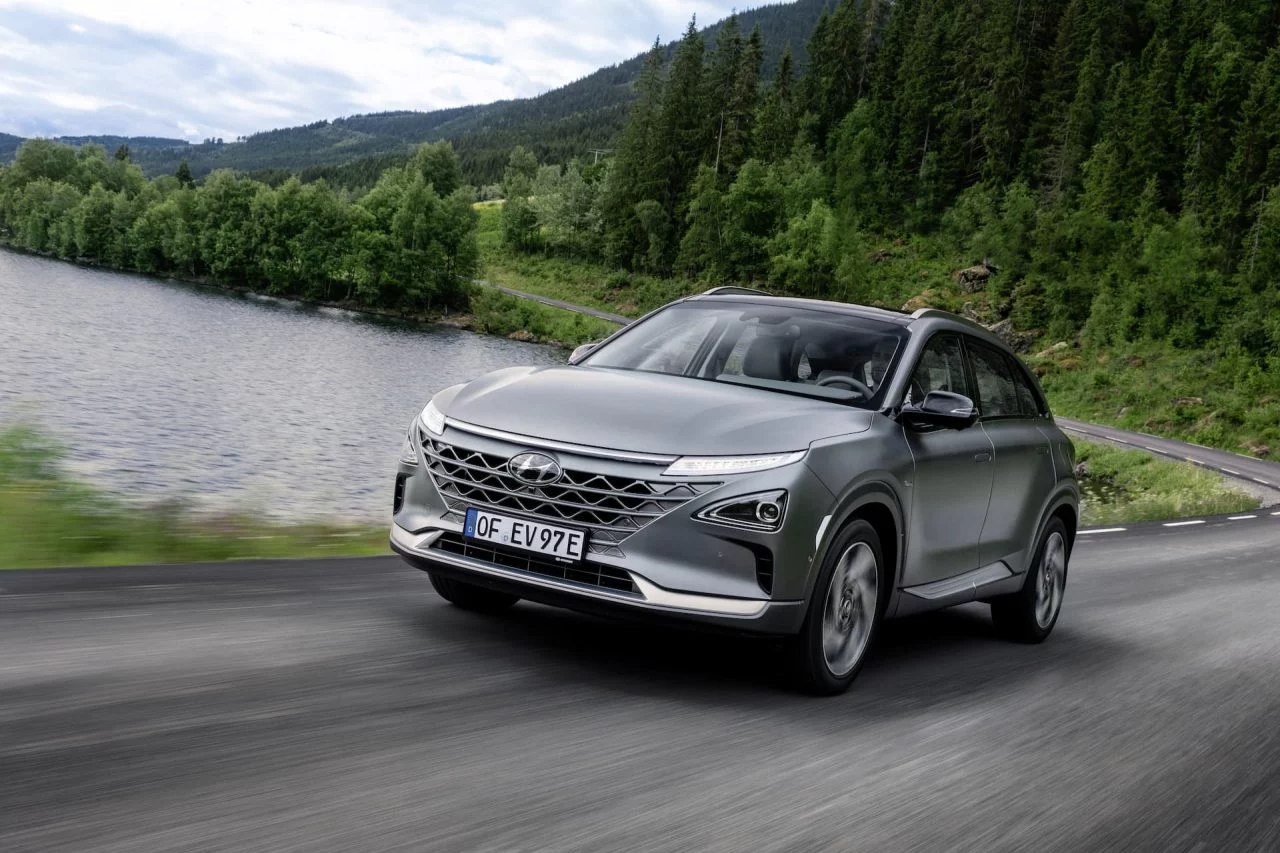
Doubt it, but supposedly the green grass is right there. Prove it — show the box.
[475,205,696,319]
[1035,344,1280,460]
[0,424,388,569]
[467,286,618,348]
[1074,439,1259,527]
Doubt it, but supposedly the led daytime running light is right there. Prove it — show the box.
[663,451,804,477]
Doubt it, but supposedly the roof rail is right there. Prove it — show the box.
[701,285,771,297]
[910,307,994,335]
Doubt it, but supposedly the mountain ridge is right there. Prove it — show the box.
[0,0,824,184]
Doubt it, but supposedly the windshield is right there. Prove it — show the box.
[582,301,907,407]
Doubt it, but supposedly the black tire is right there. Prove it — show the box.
[991,517,1069,643]
[787,519,887,696]
[428,572,520,613]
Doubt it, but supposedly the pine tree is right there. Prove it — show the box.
[174,159,193,187]
[754,46,798,163]
[648,18,706,269]
[601,40,666,267]
[716,25,764,179]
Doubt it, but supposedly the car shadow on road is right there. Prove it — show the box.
[405,598,1124,712]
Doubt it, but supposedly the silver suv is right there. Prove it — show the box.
[391,290,1078,694]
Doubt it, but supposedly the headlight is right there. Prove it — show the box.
[662,451,805,477]
[398,427,418,466]
[419,400,446,436]
[695,490,788,531]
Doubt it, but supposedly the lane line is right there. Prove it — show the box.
[1273,511,1280,516]
[1078,527,1127,535]
[1163,520,1206,527]
[1254,478,1272,486]
[1229,515,1258,521]
[1144,445,1162,453]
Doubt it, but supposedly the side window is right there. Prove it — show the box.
[906,334,969,405]
[967,341,1021,418]
[1005,355,1044,417]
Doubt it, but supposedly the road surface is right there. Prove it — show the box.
[5,515,1280,851]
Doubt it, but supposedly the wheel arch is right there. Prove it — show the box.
[810,482,905,601]
[1030,487,1079,572]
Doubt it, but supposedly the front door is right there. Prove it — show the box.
[900,333,995,587]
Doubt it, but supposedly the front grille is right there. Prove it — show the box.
[422,433,720,557]
[432,531,638,594]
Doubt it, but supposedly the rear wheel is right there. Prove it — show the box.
[991,517,1068,643]
[428,572,520,613]
[788,520,885,696]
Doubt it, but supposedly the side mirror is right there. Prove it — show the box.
[900,391,979,430]
[568,342,600,364]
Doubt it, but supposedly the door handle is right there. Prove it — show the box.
[974,451,993,463]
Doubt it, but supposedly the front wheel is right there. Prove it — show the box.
[428,572,519,614]
[990,517,1069,643]
[787,520,885,696]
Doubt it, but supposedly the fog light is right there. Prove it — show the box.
[695,491,788,531]
[756,501,782,524]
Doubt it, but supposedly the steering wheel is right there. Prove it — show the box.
[816,374,873,398]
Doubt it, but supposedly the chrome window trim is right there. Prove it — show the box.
[445,418,679,465]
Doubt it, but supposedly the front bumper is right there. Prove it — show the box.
[391,522,806,634]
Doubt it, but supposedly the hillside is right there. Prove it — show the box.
[107,0,823,184]
[0,133,188,162]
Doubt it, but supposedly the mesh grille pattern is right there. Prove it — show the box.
[432,532,638,594]
[422,433,719,557]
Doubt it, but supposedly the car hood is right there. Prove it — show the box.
[436,366,874,457]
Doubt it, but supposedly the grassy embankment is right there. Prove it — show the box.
[475,206,1280,460]
[0,424,388,570]
[0,421,1257,569]
[1073,440,1258,526]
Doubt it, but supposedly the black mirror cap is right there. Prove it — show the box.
[901,390,979,430]
[568,342,600,364]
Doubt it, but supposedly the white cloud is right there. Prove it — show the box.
[0,0,741,140]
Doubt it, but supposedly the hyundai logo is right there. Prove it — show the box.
[508,452,562,485]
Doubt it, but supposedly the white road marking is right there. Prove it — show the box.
[1272,511,1280,516]
[1220,468,1241,476]
[1254,478,1272,486]
[1144,445,1162,453]
[1078,527,1127,535]
[1163,520,1206,527]
[1228,515,1258,521]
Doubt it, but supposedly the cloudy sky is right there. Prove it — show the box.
[0,0,741,141]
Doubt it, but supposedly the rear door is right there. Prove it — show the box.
[900,333,995,587]
[966,339,1058,572]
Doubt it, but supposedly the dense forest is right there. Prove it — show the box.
[0,140,477,314]
[500,0,1280,368]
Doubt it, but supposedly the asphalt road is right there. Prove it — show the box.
[473,279,633,325]
[1059,416,1280,497]
[5,502,1280,852]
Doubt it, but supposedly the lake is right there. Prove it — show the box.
[0,250,563,522]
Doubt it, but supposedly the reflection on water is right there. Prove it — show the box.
[0,250,562,522]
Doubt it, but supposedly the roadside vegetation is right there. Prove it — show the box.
[0,424,387,570]
[1074,440,1259,527]
[0,139,478,319]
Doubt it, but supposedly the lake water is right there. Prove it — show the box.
[0,250,563,522]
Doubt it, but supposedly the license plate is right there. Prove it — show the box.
[463,508,586,561]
